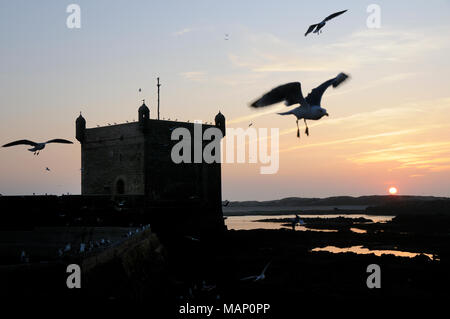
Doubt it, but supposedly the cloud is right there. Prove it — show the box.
[180,71,207,82]
[228,27,450,74]
[172,28,195,36]
[228,105,285,125]
[280,128,423,152]
[228,98,447,149]
[348,141,450,172]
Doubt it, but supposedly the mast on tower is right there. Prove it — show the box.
[157,77,161,120]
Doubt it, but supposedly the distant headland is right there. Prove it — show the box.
[223,195,450,216]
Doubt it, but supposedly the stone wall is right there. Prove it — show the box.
[82,123,145,195]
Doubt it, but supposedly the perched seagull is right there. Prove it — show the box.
[2,138,73,155]
[292,214,305,230]
[201,281,216,292]
[305,10,347,36]
[20,251,27,263]
[250,73,349,138]
[241,261,272,282]
[294,214,305,225]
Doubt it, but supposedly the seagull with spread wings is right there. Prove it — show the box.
[250,73,349,138]
[241,261,272,282]
[305,10,347,36]
[2,138,73,155]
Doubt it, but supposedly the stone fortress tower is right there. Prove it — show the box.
[76,102,225,198]
[76,102,226,231]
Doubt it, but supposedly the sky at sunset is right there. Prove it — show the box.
[1,0,450,200]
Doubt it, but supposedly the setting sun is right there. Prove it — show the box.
[389,187,398,195]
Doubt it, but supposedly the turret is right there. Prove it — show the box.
[76,112,86,143]
[215,111,226,137]
[138,100,150,132]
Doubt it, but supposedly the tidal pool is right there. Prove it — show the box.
[311,245,434,259]
[225,214,393,232]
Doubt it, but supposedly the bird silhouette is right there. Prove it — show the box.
[2,139,73,155]
[241,261,272,281]
[305,10,347,36]
[251,73,349,138]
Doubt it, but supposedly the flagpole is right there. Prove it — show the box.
[157,77,161,120]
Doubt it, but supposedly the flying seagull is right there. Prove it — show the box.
[184,235,200,242]
[305,10,347,36]
[2,138,73,155]
[241,261,272,282]
[250,72,349,138]
[45,167,51,172]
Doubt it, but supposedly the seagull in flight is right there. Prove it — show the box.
[305,10,347,36]
[2,138,73,155]
[241,261,272,282]
[250,73,349,138]
[45,167,51,172]
[184,235,200,242]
